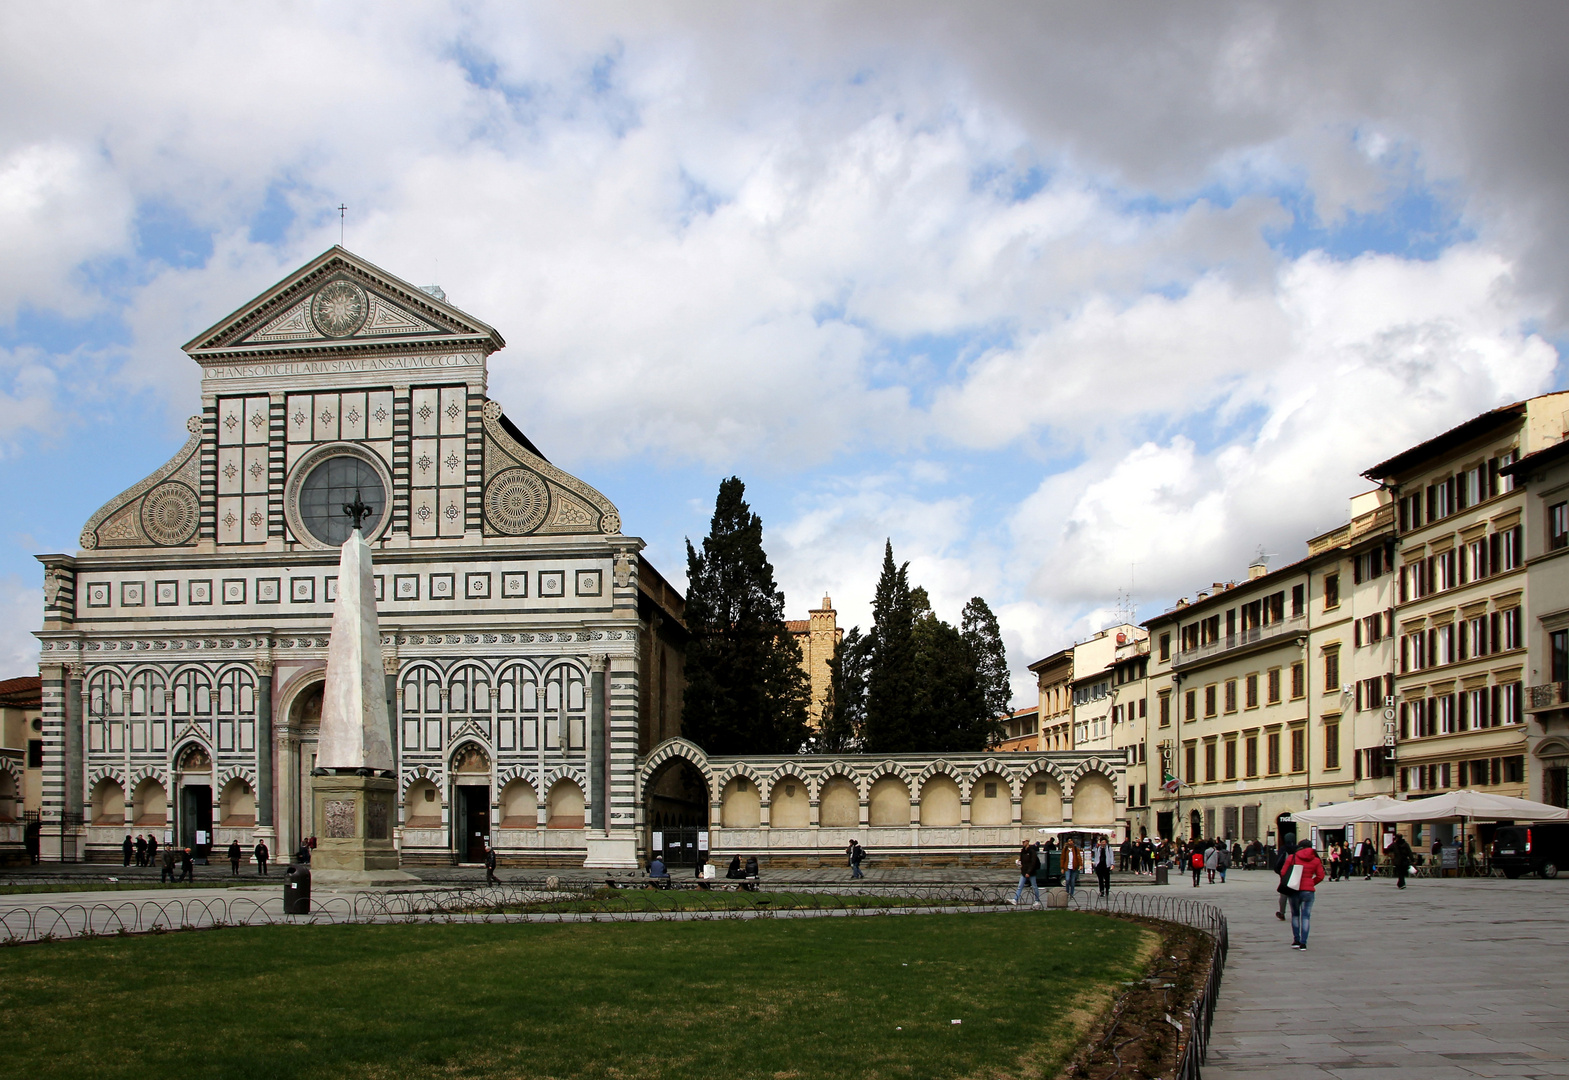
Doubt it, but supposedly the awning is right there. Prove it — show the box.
[1364,790,1569,824]
[1290,795,1402,827]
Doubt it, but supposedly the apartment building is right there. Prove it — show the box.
[1029,648,1074,752]
[1500,439,1569,808]
[991,705,1041,753]
[1107,635,1153,835]
[1143,552,1358,846]
[1067,624,1145,752]
[1362,395,1569,843]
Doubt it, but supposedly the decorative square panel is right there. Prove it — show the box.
[501,571,528,598]
[394,574,420,601]
[429,573,455,600]
[121,582,145,607]
[466,572,491,600]
[325,577,335,602]
[373,575,384,601]
[575,569,602,597]
[222,579,247,605]
[85,582,111,608]
[154,580,179,607]
[539,570,565,598]
[291,577,315,603]
[339,576,387,602]
[256,578,281,604]
[188,580,212,606]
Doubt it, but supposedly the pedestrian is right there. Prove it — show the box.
[254,839,269,876]
[160,845,176,884]
[1273,842,1293,920]
[848,839,866,880]
[228,840,242,877]
[148,834,158,867]
[296,842,311,865]
[1190,844,1204,887]
[178,847,194,883]
[1062,839,1083,898]
[122,834,133,867]
[134,834,147,867]
[1204,843,1218,884]
[1092,836,1113,897]
[484,844,499,886]
[1217,842,1230,883]
[1281,839,1326,949]
[1118,837,1132,873]
[1012,841,1042,907]
[1390,833,1414,890]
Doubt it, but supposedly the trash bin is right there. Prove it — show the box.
[284,864,311,914]
[1044,850,1062,887]
[1154,864,1168,885]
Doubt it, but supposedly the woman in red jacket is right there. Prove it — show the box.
[1282,839,1327,950]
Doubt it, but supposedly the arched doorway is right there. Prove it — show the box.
[644,755,709,868]
[285,680,323,855]
[450,743,492,863]
[175,744,213,856]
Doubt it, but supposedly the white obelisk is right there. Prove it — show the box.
[317,528,393,772]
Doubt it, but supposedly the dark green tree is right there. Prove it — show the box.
[962,596,1013,731]
[910,609,990,751]
[863,540,917,753]
[818,626,868,753]
[680,477,811,755]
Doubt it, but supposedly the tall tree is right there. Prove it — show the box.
[863,541,917,754]
[910,609,990,752]
[818,626,868,753]
[962,596,1013,733]
[680,477,810,755]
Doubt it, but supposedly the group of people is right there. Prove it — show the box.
[120,833,160,867]
[1115,836,1172,874]
[1011,835,1114,904]
[1185,840,1233,885]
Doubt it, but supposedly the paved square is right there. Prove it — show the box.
[1190,870,1569,1078]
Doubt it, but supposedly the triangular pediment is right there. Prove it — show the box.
[183,246,504,358]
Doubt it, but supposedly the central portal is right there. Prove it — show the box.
[456,785,491,863]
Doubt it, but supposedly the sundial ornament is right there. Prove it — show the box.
[311,279,369,337]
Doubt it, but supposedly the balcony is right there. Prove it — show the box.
[1527,682,1569,714]
[1174,615,1307,669]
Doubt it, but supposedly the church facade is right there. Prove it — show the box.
[35,247,682,868]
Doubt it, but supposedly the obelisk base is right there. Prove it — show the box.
[309,773,416,884]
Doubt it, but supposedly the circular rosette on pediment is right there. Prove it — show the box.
[310,279,369,338]
[485,467,550,535]
[140,482,199,546]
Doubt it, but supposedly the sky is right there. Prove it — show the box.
[2,2,1567,703]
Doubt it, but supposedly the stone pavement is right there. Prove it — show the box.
[1190,867,1569,1079]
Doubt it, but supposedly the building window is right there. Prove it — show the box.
[1323,649,1339,692]
[1553,630,1569,683]
[1551,502,1569,551]
[1245,673,1258,708]
[1159,632,1170,661]
[1324,573,1340,609]
[1185,743,1197,785]
[1242,804,1260,841]
[1291,585,1305,617]
[1224,739,1237,780]
[1224,679,1237,713]
[1291,662,1305,699]
[1290,728,1305,772]
[1204,684,1217,717]
[1267,731,1281,774]
[1245,735,1258,777]
[1204,742,1217,782]
[1185,689,1196,721]
[1267,668,1282,704]
[1159,690,1171,727]
[1324,722,1340,769]
[1502,682,1523,724]
[1501,607,1523,650]
[1505,755,1525,783]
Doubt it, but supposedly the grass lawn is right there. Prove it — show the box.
[462,887,969,915]
[0,911,1156,1080]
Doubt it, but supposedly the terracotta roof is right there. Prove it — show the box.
[785,620,810,633]
[0,675,41,709]
[1500,436,1569,478]
[1363,401,1526,482]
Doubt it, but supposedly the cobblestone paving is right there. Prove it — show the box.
[1192,868,1569,1079]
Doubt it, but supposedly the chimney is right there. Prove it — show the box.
[1248,560,1268,580]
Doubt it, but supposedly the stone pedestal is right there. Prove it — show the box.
[309,772,414,884]
[584,832,640,869]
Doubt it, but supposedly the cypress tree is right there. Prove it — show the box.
[680,477,810,755]
[818,626,868,753]
[911,609,989,752]
[962,596,1012,734]
[863,540,917,753]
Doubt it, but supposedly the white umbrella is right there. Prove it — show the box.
[1035,826,1115,837]
[1291,795,1402,827]
[1366,790,1569,824]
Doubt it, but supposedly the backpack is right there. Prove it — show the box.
[1190,851,1203,869]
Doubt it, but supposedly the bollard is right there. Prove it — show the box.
[284,864,312,915]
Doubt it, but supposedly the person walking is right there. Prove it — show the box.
[1190,844,1204,887]
[227,840,242,877]
[1092,837,1113,897]
[848,839,866,880]
[1013,841,1042,907]
[1273,841,1294,920]
[1062,839,1083,899]
[134,834,147,867]
[178,847,194,883]
[147,835,159,868]
[122,834,133,867]
[1281,839,1326,949]
[160,844,176,884]
[1217,842,1231,883]
[1390,833,1414,890]
[254,839,269,876]
[484,844,499,886]
[1204,842,1219,884]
